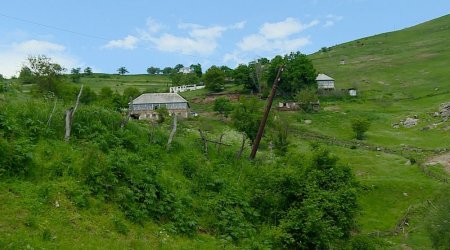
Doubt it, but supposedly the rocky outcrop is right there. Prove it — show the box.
[439,102,450,121]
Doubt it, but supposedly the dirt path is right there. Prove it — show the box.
[427,152,450,172]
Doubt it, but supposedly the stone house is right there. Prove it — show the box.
[130,93,190,120]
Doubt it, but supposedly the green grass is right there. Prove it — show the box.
[79,73,171,94]
[310,14,450,100]
[2,14,450,249]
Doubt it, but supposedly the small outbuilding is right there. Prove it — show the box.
[130,93,190,120]
[178,67,193,74]
[316,73,335,90]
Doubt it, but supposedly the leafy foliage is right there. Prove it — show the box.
[204,65,225,92]
[213,97,233,117]
[233,64,252,90]
[117,67,129,75]
[22,55,66,95]
[351,117,370,140]
[296,87,319,113]
[267,51,317,97]
[231,96,263,144]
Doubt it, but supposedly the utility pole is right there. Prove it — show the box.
[249,66,284,160]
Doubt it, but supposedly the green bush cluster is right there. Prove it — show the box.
[0,93,361,248]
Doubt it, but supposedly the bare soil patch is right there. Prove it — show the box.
[427,152,450,172]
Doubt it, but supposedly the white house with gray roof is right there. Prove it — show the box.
[316,73,335,90]
[130,93,190,120]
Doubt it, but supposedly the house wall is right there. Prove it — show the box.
[131,102,189,120]
[133,108,189,120]
[317,80,335,89]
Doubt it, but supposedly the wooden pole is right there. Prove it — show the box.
[249,66,284,160]
[167,115,177,149]
[64,85,83,142]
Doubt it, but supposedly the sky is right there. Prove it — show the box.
[0,0,449,78]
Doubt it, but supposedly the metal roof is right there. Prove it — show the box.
[316,73,334,81]
[132,93,188,104]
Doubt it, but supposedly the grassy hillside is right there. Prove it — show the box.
[80,74,171,93]
[17,73,172,94]
[1,15,449,249]
[311,14,450,100]
[300,14,450,248]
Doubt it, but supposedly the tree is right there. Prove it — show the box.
[171,73,200,86]
[190,64,202,78]
[296,88,319,113]
[220,65,233,79]
[174,64,184,73]
[71,67,81,83]
[279,147,358,249]
[24,55,66,95]
[231,97,263,144]
[18,66,34,84]
[156,107,169,124]
[213,97,233,117]
[203,65,225,92]
[267,52,316,97]
[83,67,93,76]
[248,58,269,93]
[351,117,370,140]
[271,114,290,156]
[162,67,173,75]
[147,66,160,75]
[123,87,140,100]
[80,86,97,104]
[117,67,129,75]
[233,64,252,90]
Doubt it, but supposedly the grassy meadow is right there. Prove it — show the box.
[1,14,449,249]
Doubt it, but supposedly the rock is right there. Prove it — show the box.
[439,102,450,120]
[403,192,408,197]
[403,117,419,128]
[405,160,411,165]
[304,120,312,125]
[443,126,450,131]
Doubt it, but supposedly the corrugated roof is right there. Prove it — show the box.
[316,73,334,81]
[132,93,188,104]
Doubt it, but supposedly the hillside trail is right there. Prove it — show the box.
[427,152,450,172]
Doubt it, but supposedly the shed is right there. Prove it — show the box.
[130,93,190,120]
[316,73,335,90]
[178,67,193,74]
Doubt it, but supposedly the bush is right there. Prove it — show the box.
[351,117,370,140]
[213,97,233,117]
[296,88,318,113]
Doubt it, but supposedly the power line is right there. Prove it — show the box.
[0,12,231,66]
[0,12,110,41]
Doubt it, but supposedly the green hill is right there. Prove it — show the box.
[297,14,450,248]
[1,15,449,249]
[311,14,450,100]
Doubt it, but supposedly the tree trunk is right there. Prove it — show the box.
[217,134,224,153]
[47,98,58,127]
[121,96,133,128]
[198,129,208,155]
[167,115,177,149]
[64,108,74,141]
[64,85,83,142]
